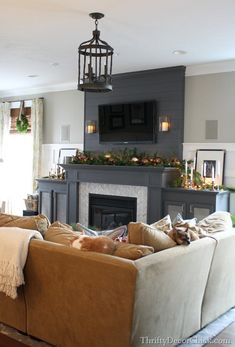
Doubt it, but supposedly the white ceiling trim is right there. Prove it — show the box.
[186,59,235,76]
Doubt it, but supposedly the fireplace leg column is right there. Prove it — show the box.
[67,181,79,224]
[147,187,162,223]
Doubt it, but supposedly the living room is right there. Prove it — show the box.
[0,1,235,346]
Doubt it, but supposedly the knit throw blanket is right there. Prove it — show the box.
[0,227,43,299]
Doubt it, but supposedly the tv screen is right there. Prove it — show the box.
[98,100,157,144]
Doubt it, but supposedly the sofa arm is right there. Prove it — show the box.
[201,229,235,327]
[24,239,137,347]
[131,237,216,347]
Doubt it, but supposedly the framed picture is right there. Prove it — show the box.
[195,149,225,185]
[130,103,146,125]
[58,148,77,164]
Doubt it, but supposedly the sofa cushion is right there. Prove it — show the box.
[0,213,50,235]
[76,223,127,240]
[128,222,176,252]
[114,242,154,260]
[46,222,153,260]
[44,222,81,246]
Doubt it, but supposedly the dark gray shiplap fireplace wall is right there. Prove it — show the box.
[84,65,186,158]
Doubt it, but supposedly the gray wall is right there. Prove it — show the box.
[42,90,84,144]
[1,89,84,144]
[184,71,235,143]
[84,66,186,158]
[2,68,235,148]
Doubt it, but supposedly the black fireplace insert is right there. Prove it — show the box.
[89,194,137,230]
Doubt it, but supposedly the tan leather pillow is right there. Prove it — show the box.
[44,222,81,246]
[114,242,154,260]
[0,213,50,235]
[50,221,73,230]
[128,222,176,252]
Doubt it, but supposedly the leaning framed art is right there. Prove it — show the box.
[195,149,225,185]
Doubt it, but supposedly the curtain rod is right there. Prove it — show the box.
[2,97,44,103]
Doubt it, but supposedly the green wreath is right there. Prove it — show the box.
[16,114,29,133]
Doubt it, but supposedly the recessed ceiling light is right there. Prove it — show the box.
[172,50,187,55]
[27,74,38,78]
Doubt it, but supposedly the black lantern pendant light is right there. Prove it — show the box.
[78,12,114,92]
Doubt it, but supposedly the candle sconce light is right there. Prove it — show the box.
[159,116,170,132]
[86,120,97,134]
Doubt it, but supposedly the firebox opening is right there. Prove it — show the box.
[89,194,137,230]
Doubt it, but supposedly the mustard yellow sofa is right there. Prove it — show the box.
[0,217,235,346]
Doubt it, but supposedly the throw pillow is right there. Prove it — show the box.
[0,213,50,234]
[198,211,232,233]
[114,242,154,260]
[102,225,127,239]
[173,213,197,227]
[76,223,127,240]
[44,222,81,246]
[51,221,73,230]
[150,214,172,232]
[76,223,98,236]
[128,222,176,252]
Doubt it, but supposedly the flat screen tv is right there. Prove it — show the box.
[98,100,157,144]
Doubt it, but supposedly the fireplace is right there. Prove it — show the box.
[89,194,137,230]
[61,164,179,225]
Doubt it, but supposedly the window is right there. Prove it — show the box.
[10,107,32,134]
[1,104,33,215]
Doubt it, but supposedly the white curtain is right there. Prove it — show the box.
[31,98,43,192]
[0,102,10,212]
[0,102,10,161]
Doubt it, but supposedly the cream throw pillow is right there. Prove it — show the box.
[151,214,172,232]
[198,211,232,233]
[128,222,176,252]
[173,213,197,227]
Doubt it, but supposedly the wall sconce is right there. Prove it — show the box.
[159,116,170,132]
[86,120,97,134]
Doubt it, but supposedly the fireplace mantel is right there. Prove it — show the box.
[62,164,179,186]
[61,164,179,224]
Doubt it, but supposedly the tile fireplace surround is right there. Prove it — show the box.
[61,164,179,224]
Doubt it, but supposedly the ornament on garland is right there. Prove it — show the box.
[16,101,29,133]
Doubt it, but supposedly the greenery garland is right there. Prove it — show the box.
[71,148,182,168]
[16,113,29,133]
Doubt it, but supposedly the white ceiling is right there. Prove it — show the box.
[0,0,235,96]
